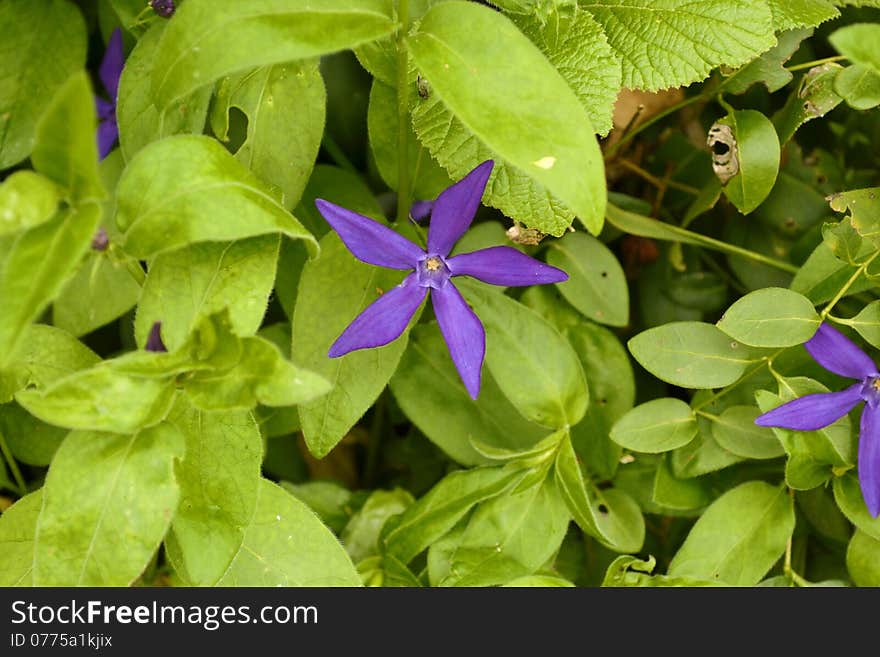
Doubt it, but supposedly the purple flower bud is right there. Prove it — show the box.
[145,321,168,353]
[150,0,176,17]
[91,227,110,251]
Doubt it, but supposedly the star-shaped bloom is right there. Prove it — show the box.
[95,29,124,160]
[315,160,568,399]
[755,323,880,517]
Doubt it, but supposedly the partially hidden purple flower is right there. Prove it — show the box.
[150,0,176,17]
[95,29,124,160]
[145,321,167,353]
[314,160,568,399]
[755,323,880,517]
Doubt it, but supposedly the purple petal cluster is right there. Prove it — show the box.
[150,0,176,17]
[315,160,567,399]
[96,29,124,160]
[756,323,880,517]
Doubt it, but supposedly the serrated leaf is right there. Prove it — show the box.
[408,2,606,235]
[767,0,839,31]
[0,0,87,169]
[115,135,317,259]
[514,5,622,137]
[724,28,812,95]
[668,481,795,585]
[216,479,361,586]
[34,424,184,586]
[581,0,776,92]
[151,0,396,112]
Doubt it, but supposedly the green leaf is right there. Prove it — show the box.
[668,481,795,585]
[602,555,722,587]
[546,231,628,327]
[461,282,588,428]
[652,455,711,511]
[408,2,606,235]
[342,488,414,564]
[435,477,571,587]
[151,0,396,112]
[846,530,880,586]
[116,22,212,161]
[34,424,184,585]
[0,404,67,467]
[503,575,574,587]
[367,79,452,200]
[791,241,875,304]
[713,109,781,215]
[828,188,880,249]
[32,72,104,203]
[0,203,102,368]
[767,0,839,30]
[724,28,813,95]
[829,23,880,70]
[216,479,361,586]
[0,324,100,403]
[845,301,880,348]
[610,398,698,453]
[390,322,545,465]
[134,236,280,351]
[773,63,843,144]
[281,481,354,534]
[513,5,622,137]
[0,0,87,168]
[717,287,819,347]
[115,135,317,259]
[212,60,326,209]
[628,321,760,389]
[383,465,524,565]
[164,404,262,586]
[834,473,880,541]
[52,252,142,337]
[0,489,42,586]
[834,64,880,110]
[0,172,62,236]
[581,0,775,92]
[710,405,785,459]
[293,233,412,458]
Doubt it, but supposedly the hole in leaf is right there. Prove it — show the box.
[711,141,730,156]
[597,504,609,514]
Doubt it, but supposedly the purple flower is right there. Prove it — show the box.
[95,29,124,160]
[315,160,567,399]
[145,321,167,353]
[150,0,176,17]
[755,323,880,517]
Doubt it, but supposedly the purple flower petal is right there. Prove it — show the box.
[95,96,115,121]
[805,323,878,380]
[100,29,125,100]
[432,282,485,399]
[410,200,433,222]
[145,321,167,353]
[97,118,119,160]
[427,160,494,257]
[447,246,568,287]
[315,199,424,270]
[755,383,862,431]
[859,403,880,517]
[328,273,427,357]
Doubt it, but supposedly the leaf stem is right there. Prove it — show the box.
[618,159,700,195]
[395,0,412,225]
[604,93,705,161]
[786,55,846,72]
[0,429,26,496]
[821,251,880,320]
[691,351,783,412]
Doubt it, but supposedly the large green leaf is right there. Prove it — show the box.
[768,0,839,30]
[717,287,819,347]
[0,403,68,467]
[0,489,42,586]
[293,232,412,458]
[151,0,396,112]
[115,135,317,259]
[34,424,184,585]
[834,473,880,541]
[390,322,545,465]
[0,0,87,168]
[216,479,361,586]
[611,398,698,453]
[408,2,606,235]
[581,0,776,91]
[668,482,795,585]
[211,60,326,210]
[164,404,263,586]
[714,109,781,215]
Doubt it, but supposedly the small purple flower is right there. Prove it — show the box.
[756,323,880,517]
[315,160,567,399]
[95,29,124,160]
[145,321,167,353]
[150,0,176,17]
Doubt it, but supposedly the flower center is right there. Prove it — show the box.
[861,376,880,407]
[416,254,450,289]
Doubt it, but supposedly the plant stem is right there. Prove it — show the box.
[395,0,412,225]
[786,55,846,72]
[604,93,705,161]
[321,133,358,174]
[618,159,700,195]
[0,429,26,496]
[691,351,783,412]
[821,251,880,319]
